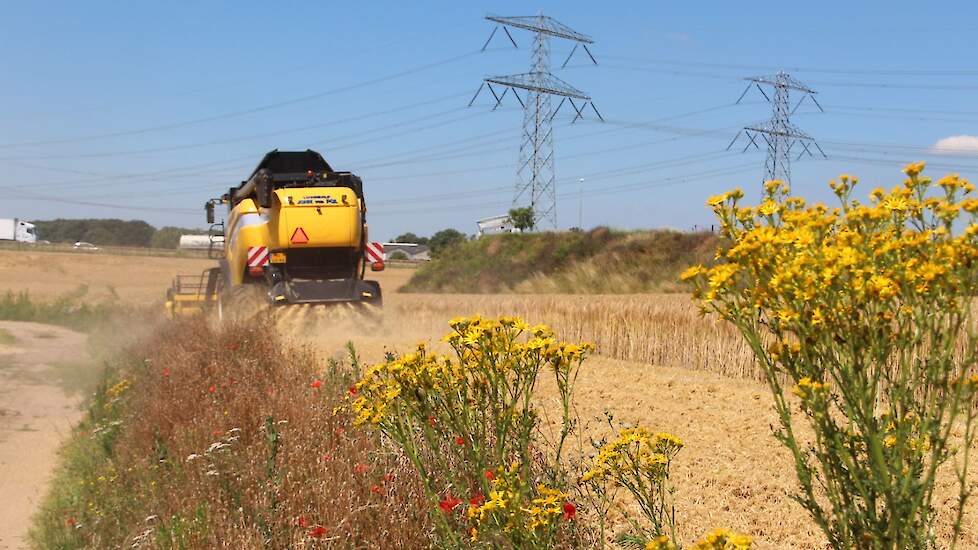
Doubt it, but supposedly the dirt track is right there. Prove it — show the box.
[0,321,89,549]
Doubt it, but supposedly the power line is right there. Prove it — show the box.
[588,63,978,91]
[0,92,471,161]
[0,50,482,149]
[599,54,978,77]
[369,161,757,216]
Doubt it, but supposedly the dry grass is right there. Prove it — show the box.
[31,317,429,549]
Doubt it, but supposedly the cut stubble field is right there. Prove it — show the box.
[8,249,978,547]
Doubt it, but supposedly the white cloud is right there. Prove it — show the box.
[933,135,978,154]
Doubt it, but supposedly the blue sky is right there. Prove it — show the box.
[1,1,977,240]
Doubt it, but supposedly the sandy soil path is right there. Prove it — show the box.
[0,321,88,550]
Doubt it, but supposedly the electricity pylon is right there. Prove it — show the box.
[728,71,825,188]
[470,14,601,229]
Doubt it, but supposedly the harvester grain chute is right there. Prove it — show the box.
[168,149,384,320]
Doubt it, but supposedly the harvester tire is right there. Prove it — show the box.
[217,285,268,324]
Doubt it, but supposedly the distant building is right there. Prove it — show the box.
[382,242,431,261]
[476,214,520,237]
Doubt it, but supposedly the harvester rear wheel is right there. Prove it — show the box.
[217,284,269,324]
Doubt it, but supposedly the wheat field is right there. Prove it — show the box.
[386,293,760,379]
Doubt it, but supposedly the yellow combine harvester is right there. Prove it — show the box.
[166,149,383,319]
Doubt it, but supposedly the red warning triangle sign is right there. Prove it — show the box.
[290,227,309,244]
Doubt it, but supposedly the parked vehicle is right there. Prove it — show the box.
[73,241,99,250]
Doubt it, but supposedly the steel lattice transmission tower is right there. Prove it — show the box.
[728,71,826,187]
[469,14,601,229]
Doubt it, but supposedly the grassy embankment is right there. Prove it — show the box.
[402,228,717,294]
[30,318,428,548]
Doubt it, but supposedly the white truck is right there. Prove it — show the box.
[0,218,37,243]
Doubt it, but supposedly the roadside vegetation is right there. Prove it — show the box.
[31,318,429,549]
[0,288,122,332]
[403,228,716,294]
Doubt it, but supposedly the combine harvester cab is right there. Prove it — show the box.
[206,150,383,312]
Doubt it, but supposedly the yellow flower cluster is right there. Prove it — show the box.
[467,463,567,534]
[685,164,978,331]
[791,377,828,401]
[351,316,592,427]
[444,315,593,366]
[583,428,683,483]
[106,378,131,399]
[645,535,678,550]
[692,528,753,549]
[350,342,458,426]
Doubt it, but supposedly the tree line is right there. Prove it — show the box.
[33,219,204,248]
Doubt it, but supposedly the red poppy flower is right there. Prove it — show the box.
[296,516,308,528]
[427,415,437,426]
[383,472,395,482]
[562,502,577,520]
[334,427,346,436]
[470,493,485,506]
[308,525,327,538]
[65,517,76,527]
[455,436,465,446]
[310,379,322,389]
[371,484,382,494]
[162,368,170,378]
[226,342,240,351]
[348,385,358,396]
[439,493,462,513]
[354,463,369,474]
[484,470,495,481]
[322,453,333,462]
[207,384,216,393]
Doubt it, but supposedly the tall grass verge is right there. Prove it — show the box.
[30,316,428,548]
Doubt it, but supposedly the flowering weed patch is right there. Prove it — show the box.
[349,316,590,547]
[350,316,750,549]
[684,165,978,548]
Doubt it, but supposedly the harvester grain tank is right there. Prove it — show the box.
[166,150,384,318]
